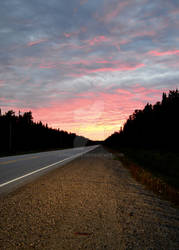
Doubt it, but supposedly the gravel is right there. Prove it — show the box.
[0,146,179,249]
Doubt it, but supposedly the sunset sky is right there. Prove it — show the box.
[0,0,179,140]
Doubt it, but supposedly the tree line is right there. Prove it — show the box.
[105,89,179,151]
[0,109,92,154]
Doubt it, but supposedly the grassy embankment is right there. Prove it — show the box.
[106,147,179,206]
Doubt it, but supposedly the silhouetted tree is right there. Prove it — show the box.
[0,109,92,154]
[105,89,179,151]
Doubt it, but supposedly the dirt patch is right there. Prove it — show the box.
[0,147,179,249]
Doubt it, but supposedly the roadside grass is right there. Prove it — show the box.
[105,146,179,207]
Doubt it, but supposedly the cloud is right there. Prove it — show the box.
[148,50,179,56]
[80,0,88,5]
[98,1,130,23]
[85,63,145,73]
[17,84,162,140]
[0,0,178,139]
[27,39,47,47]
[0,80,4,86]
[86,36,109,46]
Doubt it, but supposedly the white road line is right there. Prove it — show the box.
[0,145,99,188]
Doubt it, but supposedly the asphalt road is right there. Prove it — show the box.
[1,146,178,249]
[0,145,98,194]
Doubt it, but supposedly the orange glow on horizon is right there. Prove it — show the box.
[0,86,167,141]
[50,123,125,141]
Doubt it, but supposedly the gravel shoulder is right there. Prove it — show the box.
[0,146,179,249]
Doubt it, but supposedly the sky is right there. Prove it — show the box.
[0,0,179,140]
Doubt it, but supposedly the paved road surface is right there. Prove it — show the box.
[0,146,178,249]
[0,145,98,193]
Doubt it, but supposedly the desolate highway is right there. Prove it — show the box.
[0,145,98,193]
[0,146,178,249]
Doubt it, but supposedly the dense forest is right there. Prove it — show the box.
[0,109,92,155]
[105,89,179,151]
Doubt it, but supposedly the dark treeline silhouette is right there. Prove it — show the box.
[105,89,179,151]
[0,109,93,154]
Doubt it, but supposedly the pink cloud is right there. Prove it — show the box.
[27,39,47,47]
[95,60,109,64]
[81,27,87,33]
[64,32,79,38]
[170,9,179,15]
[46,59,145,75]
[1,84,168,140]
[0,80,4,86]
[116,89,131,95]
[0,97,19,104]
[82,63,145,74]
[67,58,114,66]
[25,85,163,140]
[70,59,90,65]
[39,64,57,69]
[148,50,179,56]
[80,0,88,5]
[132,30,156,38]
[64,28,86,39]
[129,85,166,103]
[112,39,130,50]
[66,59,111,66]
[38,59,60,69]
[67,63,145,78]
[101,1,130,22]
[86,36,109,46]
[64,33,71,38]
[73,8,78,14]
